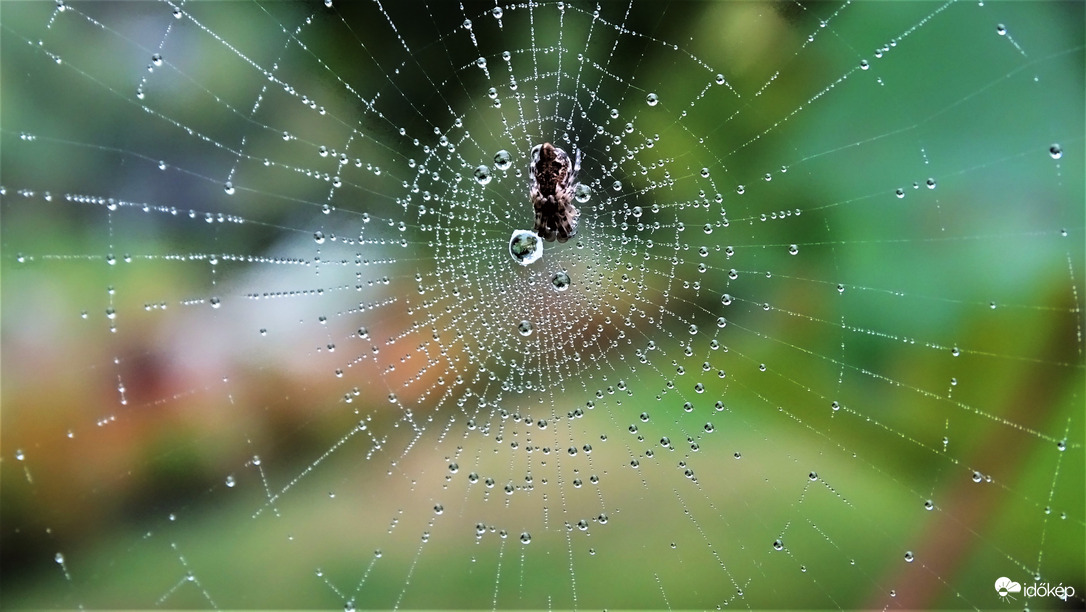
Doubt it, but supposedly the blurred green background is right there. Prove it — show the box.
[1,1,1083,609]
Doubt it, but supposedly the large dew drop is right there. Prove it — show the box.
[509,229,543,265]
[574,183,592,203]
[493,149,512,170]
[551,271,571,291]
[473,165,492,185]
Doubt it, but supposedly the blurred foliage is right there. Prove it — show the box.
[1,1,1083,609]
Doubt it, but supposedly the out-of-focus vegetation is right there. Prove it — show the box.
[1,1,1082,609]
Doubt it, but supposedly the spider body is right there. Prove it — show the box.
[529,142,581,242]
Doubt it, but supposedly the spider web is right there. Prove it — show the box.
[1,1,1083,609]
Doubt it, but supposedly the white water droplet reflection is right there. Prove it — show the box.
[509,230,543,266]
[473,165,491,185]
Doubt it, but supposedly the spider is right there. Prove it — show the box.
[529,142,581,243]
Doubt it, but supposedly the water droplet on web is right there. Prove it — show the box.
[151,53,163,67]
[972,470,983,482]
[646,92,659,106]
[574,183,592,203]
[996,23,1006,35]
[517,320,534,336]
[473,165,491,185]
[1057,440,1066,451]
[509,230,542,266]
[224,182,235,195]
[773,539,784,551]
[924,500,934,510]
[493,149,511,170]
[788,244,799,255]
[551,271,571,291]
[612,180,622,191]
[1049,144,1063,159]
[314,231,325,244]
[225,475,236,488]
[904,551,915,562]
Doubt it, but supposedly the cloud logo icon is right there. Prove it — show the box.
[994,577,1022,601]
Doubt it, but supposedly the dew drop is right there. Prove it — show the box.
[151,53,163,67]
[493,149,512,170]
[996,23,1006,35]
[788,244,799,255]
[473,165,492,185]
[904,551,915,563]
[574,183,592,203]
[509,230,543,266]
[1049,143,1063,159]
[646,92,659,106]
[612,180,622,191]
[773,539,784,551]
[517,320,534,336]
[551,271,571,291]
